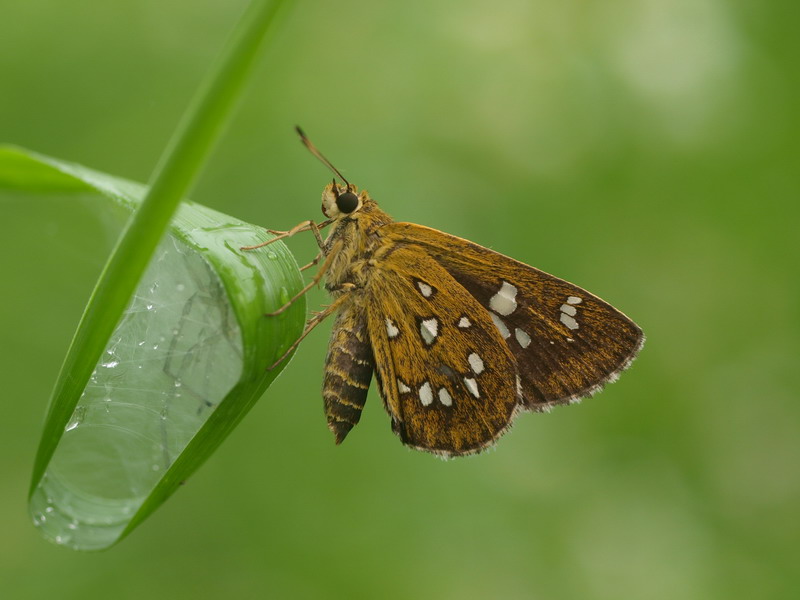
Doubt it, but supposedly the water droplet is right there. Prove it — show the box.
[146,303,154,311]
[102,360,119,368]
[152,344,159,350]
[65,406,86,432]
[279,287,290,305]
[174,380,182,388]
[176,283,185,292]
[267,251,278,260]
[32,512,45,525]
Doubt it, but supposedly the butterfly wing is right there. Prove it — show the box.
[364,245,521,456]
[381,223,644,409]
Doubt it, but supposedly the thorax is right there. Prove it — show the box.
[323,203,393,293]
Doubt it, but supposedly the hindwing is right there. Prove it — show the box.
[364,245,521,457]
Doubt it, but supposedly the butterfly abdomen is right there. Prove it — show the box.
[322,304,375,444]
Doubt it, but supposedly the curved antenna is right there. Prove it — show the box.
[295,126,350,187]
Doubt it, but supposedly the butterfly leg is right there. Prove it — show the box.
[240,218,332,251]
[267,292,351,370]
[299,251,323,272]
[265,241,342,316]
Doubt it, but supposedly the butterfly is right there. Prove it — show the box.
[243,127,645,458]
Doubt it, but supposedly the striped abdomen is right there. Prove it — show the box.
[323,304,375,443]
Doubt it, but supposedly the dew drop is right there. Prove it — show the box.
[267,251,278,260]
[279,287,290,305]
[65,406,86,432]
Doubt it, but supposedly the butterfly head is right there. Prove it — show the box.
[322,180,366,219]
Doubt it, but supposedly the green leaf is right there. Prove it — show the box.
[6,0,298,551]
[2,146,305,550]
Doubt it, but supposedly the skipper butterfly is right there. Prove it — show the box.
[243,128,644,457]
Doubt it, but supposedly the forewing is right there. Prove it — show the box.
[382,223,644,408]
[365,246,520,457]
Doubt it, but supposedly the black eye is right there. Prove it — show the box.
[336,191,359,213]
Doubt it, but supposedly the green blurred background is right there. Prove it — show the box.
[1,0,797,598]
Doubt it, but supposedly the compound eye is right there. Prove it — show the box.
[335,191,359,214]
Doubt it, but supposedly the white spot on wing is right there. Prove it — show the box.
[489,281,518,316]
[560,313,579,330]
[397,379,411,394]
[438,388,452,406]
[567,296,582,305]
[490,312,510,339]
[386,318,399,338]
[458,317,471,328]
[420,318,439,345]
[419,382,433,406]
[515,328,532,348]
[464,377,480,398]
[417,281,433,297]
[468,352,484,374]
[560,304,577,316]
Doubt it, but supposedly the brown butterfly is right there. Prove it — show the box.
[243,127,644,458]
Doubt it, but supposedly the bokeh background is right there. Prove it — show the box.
[1,0,797,598]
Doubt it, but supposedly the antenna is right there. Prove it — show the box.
[295,126,350,187]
